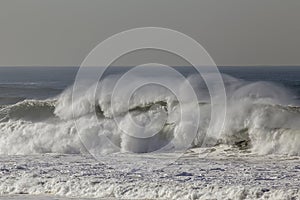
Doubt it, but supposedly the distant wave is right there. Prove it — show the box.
[0,73,299,155]
[0,100,56,122]
[0,97,26,105]
[0,84,64,105]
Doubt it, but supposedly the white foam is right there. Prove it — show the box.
[0,73,299,155]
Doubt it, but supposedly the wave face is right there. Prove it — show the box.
[0,73,299,155]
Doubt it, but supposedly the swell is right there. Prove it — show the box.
[0,100,56,122]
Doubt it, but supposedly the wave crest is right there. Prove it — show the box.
[0,74,299,155]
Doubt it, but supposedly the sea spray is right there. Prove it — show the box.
[0,73,299,155]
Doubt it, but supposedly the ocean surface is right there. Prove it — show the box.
[0,66,300,199]
[0,66,299,104]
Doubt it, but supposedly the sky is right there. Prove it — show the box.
[0,0,300,66]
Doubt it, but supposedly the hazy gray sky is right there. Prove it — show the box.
[0,0,300,66]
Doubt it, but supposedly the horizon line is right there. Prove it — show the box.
[0,65,300,68]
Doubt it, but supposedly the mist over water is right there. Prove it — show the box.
[0,66,299,155]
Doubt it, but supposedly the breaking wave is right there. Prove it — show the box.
[0,73,299,155]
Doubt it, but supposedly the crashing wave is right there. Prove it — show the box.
[0,74,299,155]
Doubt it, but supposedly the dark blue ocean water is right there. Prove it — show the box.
[0,66,299,104]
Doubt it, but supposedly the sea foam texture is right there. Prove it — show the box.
[0,73,299,155]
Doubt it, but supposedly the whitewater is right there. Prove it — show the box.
[0,72,299,155]
[0,66,299,199]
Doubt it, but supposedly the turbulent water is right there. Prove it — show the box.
[0,66,299,156]
[1,66,300,199]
